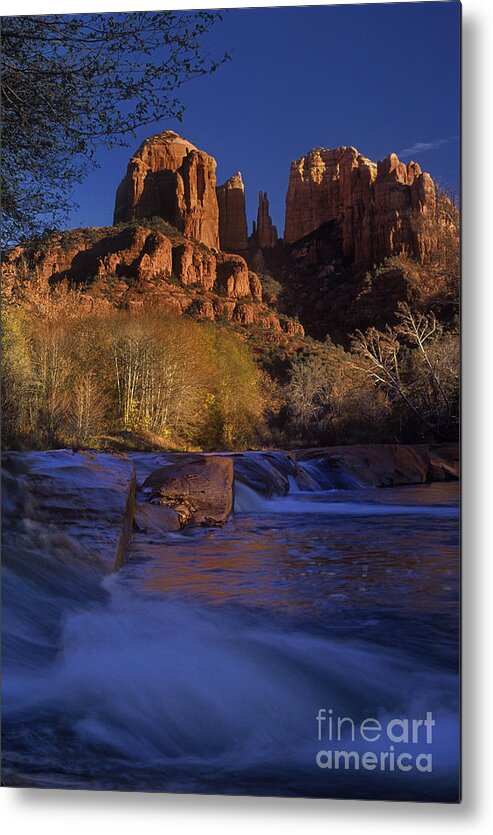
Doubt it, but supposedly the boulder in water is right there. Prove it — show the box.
[141,454,234,526]
[133,501,182,533]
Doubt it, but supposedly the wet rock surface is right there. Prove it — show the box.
[141,454,234,526]
[2,444,459,581]
[1,450,136,571]
[296,443,459,487]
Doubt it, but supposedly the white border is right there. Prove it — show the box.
[2,0,493,831]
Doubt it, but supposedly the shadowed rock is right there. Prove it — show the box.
[252,191,278,250]
[296,443,459,487]
[1,450,136,572]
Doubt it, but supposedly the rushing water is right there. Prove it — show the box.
[1,452,460,800]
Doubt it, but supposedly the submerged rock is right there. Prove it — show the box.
[133,501,181,533]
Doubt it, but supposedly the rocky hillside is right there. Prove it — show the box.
[2,220,304,343]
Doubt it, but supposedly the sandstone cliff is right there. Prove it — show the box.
[5,131,454,352]
[216,172,248,252]
[252,192,278,250]
[284,146,437,266]
[3,221,304,341]
[114,131,220,249]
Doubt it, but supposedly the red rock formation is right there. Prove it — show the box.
[296,443,459,487]
[2,225,175,289]
[113,131,220,249]
[215,253,252,298]
[142,454,234,526]
[253,191,278,249]
[3,222,304,341]
[216,172,248,252]
[248,271,263,302]
[171,241,216,289]
[284,146,437,266]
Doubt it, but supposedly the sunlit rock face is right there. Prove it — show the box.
[141,454,234,526]
[3,222,304,342]
[216,172,249,252]
[284,146,437,266]
[114,131,220,249]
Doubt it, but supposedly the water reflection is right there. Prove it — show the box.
[126,482,459,665]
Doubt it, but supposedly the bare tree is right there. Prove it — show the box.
[70,373,107,444]
[29,321,72,444]
[110,316,211,437]
[286,355,335,440]
[2,12,228,244]
[351,302,459,439]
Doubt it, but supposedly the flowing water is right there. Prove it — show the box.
[1,452,460,800]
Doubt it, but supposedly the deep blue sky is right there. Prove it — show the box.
[69,2,460,236]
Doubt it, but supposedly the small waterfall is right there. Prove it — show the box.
[233,450,357,510]
[296,457,366,490]
[287,474,300,493]
[233,451,294,497]
[232,452,459,517]
[233,481,274,513]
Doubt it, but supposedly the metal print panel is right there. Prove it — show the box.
[1,2,461,801]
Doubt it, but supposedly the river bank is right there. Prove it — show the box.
[2,443,459,573]
[1,443,460,799]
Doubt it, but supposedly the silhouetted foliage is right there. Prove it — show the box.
[1,11,228,245]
